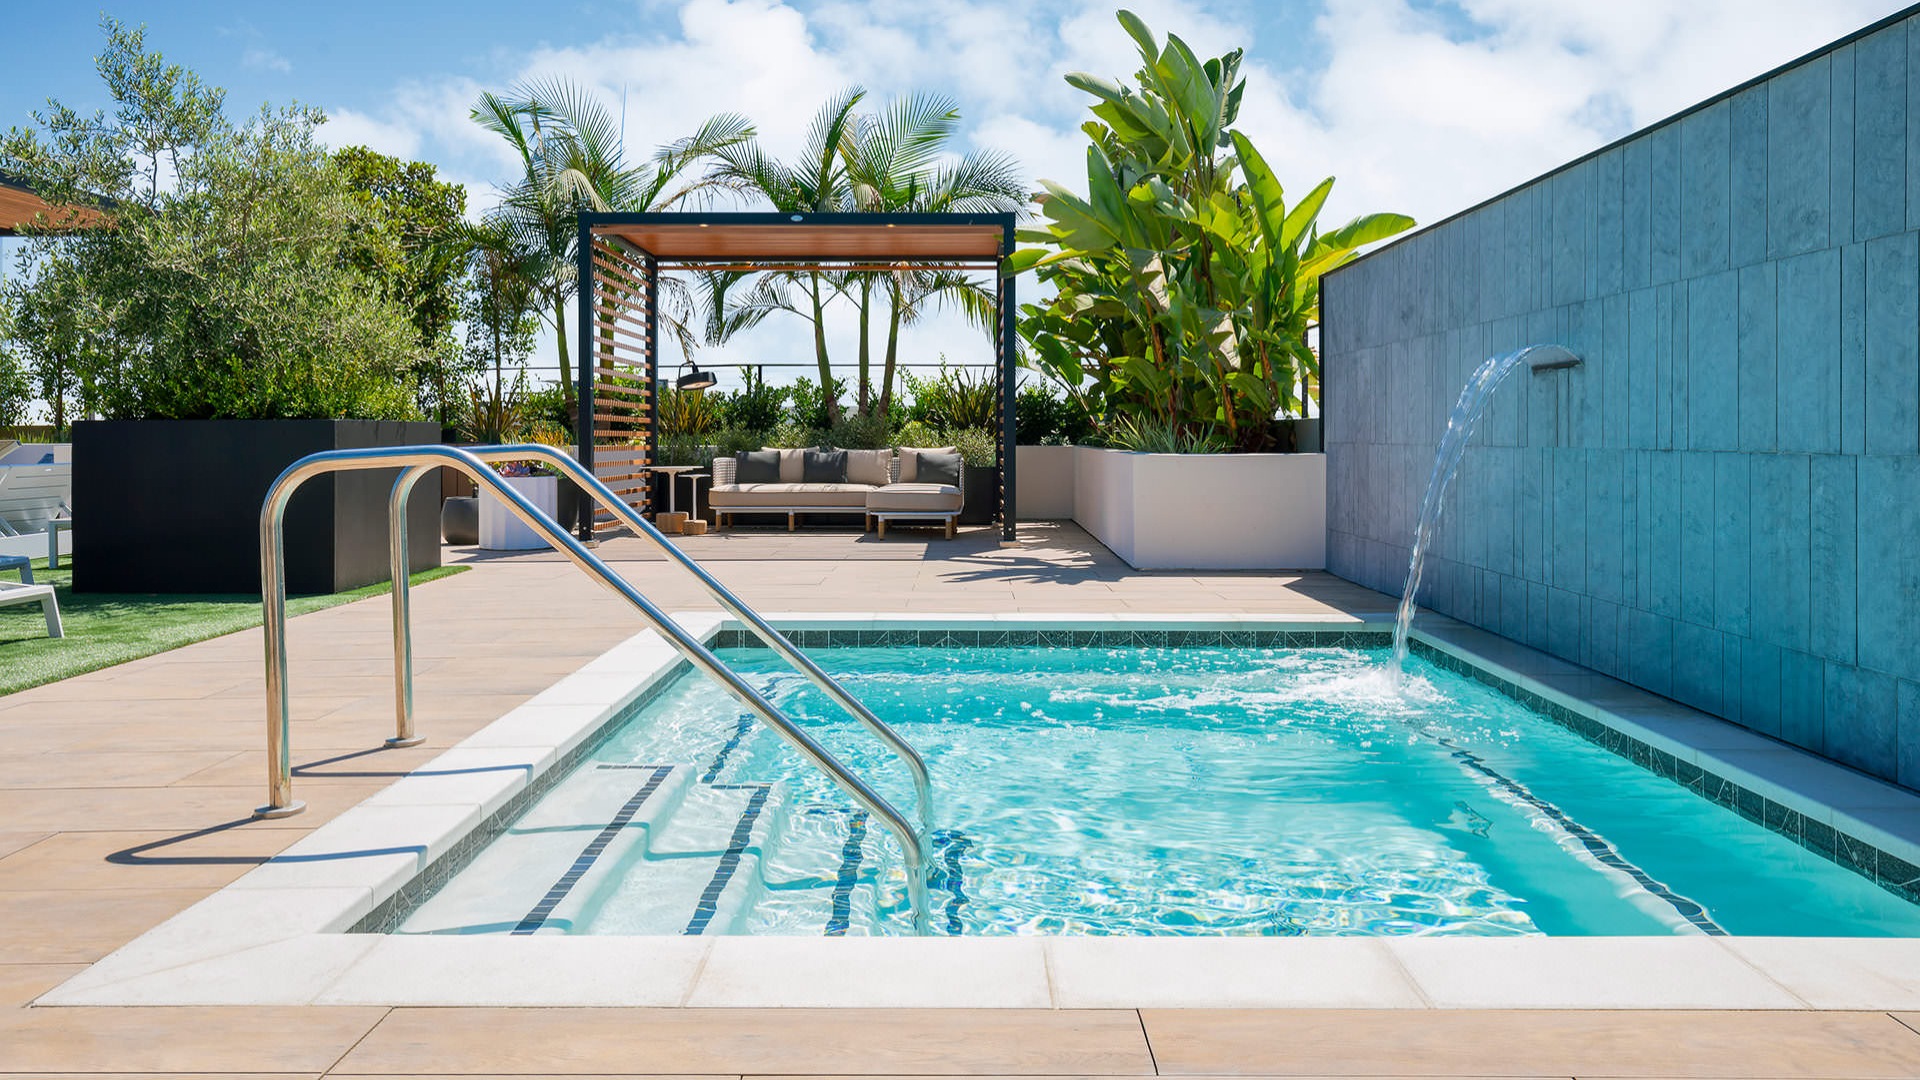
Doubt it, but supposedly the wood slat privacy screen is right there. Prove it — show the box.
[589,240,654,528]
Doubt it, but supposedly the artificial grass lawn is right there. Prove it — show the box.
[0,559,466,696]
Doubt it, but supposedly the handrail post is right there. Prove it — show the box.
[385,465,435,748]
[256,465,304,819]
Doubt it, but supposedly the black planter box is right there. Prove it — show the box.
[960,466,1000,525]
[73,419,443,594]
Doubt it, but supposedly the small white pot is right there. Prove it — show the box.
[477,474,559,551]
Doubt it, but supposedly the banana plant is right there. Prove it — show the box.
[1012,9,1413,451]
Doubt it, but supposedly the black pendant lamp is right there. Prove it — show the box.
[676,360,717,391]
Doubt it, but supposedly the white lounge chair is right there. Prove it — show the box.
[0,580,62,638]
[0,463,72,537]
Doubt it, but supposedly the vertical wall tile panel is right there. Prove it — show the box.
[1595,147,1626,296]
[1552,448,1586,591]
[1552,164,1591,305]
[1780,649,1827,752]
[1736,263,1778,452]
[1841,241,1869,456]
[1858,455,1920,683]
[1900,679,1920,790]
[1810,454,1858,666]
[1730,85,1770,267]
[1741,638,1784,738]
[1855,24,1908,239]
[1687,269,1739,449]
[1654,285,1674,447]
[1713,454,1752,638]
[1649,124,1682,284]
[1674,621,1725,716]
[1865,231,1920,456]
[1826,664,1898,780]
[1670,284,1691,449]
[1587,451,1625,604]
[1748,453,1812,652]
[1588,597,1624,678]
[1768,57,1833,259]
[1679,452,1716,627]
[1681,101,1733,277]
[1628,288,1659,448]
[1775,248,1843,454]
[1647,451,1683,619]
[1907,16,1920,231]
[1623,137,1653,290]
[1602,293,1631,448]
[1629,609,1675,697]
[1831,44,1857,247]
[1548,586,1582,662]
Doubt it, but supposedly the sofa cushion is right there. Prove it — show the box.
[735,449,781,484]
[898,446,957,482]
[803,449,848,483]
[761,447,806,483]
[867,483,962,513]
[711,483,873,509]
[915,450,962,488]
[843,448,892,487]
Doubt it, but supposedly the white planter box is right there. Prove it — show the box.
[1072,447,1326,570]
[478,474,558,551]
[1014,445,1078,520]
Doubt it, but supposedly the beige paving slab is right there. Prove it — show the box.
[0,887,216,963]
[0,962,87,1006]
[0,1005,386,1074]
[0,1074,317,1080]
[0,826,282,891]
[1139,1009,1920,1077]
[0,832,48,861]
[333,1008,1155,1075]
[0,749,242,789]
[0,782,388,832]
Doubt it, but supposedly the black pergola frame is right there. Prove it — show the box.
[574,211,1020,544]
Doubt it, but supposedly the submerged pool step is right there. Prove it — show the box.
[395,762,699,935]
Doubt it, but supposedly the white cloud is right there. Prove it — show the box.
[242,46,292,74]
[319,0,1912,390]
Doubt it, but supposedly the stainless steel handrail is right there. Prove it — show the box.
[254,444,929,933]
[423,445,934,832]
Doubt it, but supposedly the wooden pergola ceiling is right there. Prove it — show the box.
[0,174,56,237]
[591,214,1009,268]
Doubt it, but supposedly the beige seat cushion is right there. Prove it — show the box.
[843,448,893,487]
[866,482,962,513]
[711,483,873,509]
[761,448,807,483]
[898,446,957,482]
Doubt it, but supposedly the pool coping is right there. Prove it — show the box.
[36,610,1920,1010]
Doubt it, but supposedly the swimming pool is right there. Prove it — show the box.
[390,639,1920,938]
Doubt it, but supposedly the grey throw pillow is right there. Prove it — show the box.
[916,451,962,487]
[736,449,781,483]
[803,449,848,483]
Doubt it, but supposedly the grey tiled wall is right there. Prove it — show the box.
[1321,12,1920,788]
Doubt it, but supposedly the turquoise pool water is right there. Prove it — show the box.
[397,644,1920,937]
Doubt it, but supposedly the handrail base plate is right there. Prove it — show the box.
[253,801,307,820]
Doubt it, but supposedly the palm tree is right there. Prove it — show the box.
[710,89,1025,421]
[708,88,864,424]
[471,79,751,416]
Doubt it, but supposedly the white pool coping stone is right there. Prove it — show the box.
[39,609,1920,1010]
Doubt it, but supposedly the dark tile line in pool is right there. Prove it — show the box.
[350,662,692,934]
[1407,639,1920,908]
[684,783,773,936]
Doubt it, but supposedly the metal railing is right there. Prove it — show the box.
[254,444,930,932]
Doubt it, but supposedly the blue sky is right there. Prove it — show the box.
[5,1,1909,390]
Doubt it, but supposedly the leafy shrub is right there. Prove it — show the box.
[891,419,942,450]
[946,426,997,469]
[721,368,787,431]
[787,375,845,430]
[826,411,891,450]
[765,420,825,449]
[902,362,998,431]
[1015,382,1091,445]
[657,384,722,437]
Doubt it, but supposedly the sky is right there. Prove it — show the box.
[3,0,1911,395]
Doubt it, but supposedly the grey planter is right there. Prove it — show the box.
[441,496,478,545]
[960,466,999,525]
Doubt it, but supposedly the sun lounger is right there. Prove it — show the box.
[0,580,62,638]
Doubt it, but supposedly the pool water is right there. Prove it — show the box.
[396,645,1920,937]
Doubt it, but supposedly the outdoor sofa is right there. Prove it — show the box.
[709,447,965,538]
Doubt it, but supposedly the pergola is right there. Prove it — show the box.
[0,172,58,235]
[573,211,1020,543]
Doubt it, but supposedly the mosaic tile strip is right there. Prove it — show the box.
[684,783,773,935]
[710,627,1384,650]
[351,661,690,934]
[511,764,675,935]
[1407,638,1920,909]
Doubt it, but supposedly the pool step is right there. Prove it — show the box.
[578,778,792,935]
[396,762,698,935]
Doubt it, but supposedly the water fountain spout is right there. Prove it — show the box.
[1389,344,1580,676]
